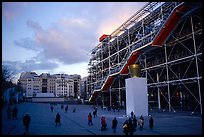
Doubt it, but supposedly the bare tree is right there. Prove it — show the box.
[2,65,15,92]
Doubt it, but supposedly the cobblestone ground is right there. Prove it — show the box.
[2,102,202,135]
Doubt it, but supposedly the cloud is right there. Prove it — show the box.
[2,59,59,75]
[95,2,147,36]
[2,2,28,21]
[14,37,42,51]
[25,18,96,65]
[7,2,147,77]
[27,20,42,31]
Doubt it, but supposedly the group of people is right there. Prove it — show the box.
[6,103,31,134]
[6,105,18,120]
[9,104,154,135]
[123,114,138,135]
[87,112,118,133]
[51,104,77,113]
[122,111,154,135]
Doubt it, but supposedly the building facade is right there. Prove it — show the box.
[70,74,81,98]
[18,72,80,98]
[55,74,74,97]
[87,2,202,114]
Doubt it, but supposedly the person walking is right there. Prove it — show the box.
[101,116,107,131]
[129,118,134,135]
[133,114,137,131]
[55,113,61,126]
[123,120,129,135]
[149,116,154,130]
[88,113,93,126]
[23,112,31,134]
[112,117,118,133]
[12,105,18,120]
[138,115,144,131]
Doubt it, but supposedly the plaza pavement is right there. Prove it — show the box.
[2,102,202,135]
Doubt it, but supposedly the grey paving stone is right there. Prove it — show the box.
[2,102,202,135]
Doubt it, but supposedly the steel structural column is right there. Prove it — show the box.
[157,72,161,110]
[164,44,171,111]
[118,77,121,106]
[190,16,202,115]
[110,86,112,107]
[144,55,148,79]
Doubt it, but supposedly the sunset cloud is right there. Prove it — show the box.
[2,2,147,81]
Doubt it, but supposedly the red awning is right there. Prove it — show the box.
[120,51,141,74]
[89,91,99,102]
[152,5,189,47]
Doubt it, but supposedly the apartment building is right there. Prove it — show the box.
[55,74,74,97]
[18,72,78,98]
[70,74,81,98]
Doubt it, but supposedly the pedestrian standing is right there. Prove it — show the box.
[7,106,12,119]
[138,115,144,131]
[149,116,154,130]
[73,107,76,112]
[133,114,137,131]
[93,110,96,118]
[130,111,134,120]
[61,104,64,110]
[65,106,68,112]
[112,117,118,133]
[101,116,107,131]
[94,107,97,116]
[23,113,31,134]
[12,105,18,120]
[55,113,61,126]
[51,106,53,112]
[123,120,129,135]
[88,113,93,126]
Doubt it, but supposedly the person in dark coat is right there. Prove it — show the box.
[12,105,18,120]
[23,113,31,134]
[123,120,129,135]
[130,111,134,120]
[61,104,64,109]
[149,116,154,130]
[55,113,60,126]
[65,105,68,112]
[129,118,134,135]
[51,105,53,112]
[94,107,97,116]
[133,114,137,131]
[88,113,93,126]
[73,107,76,112]
[93,110,96,118]
[112,117,118,133]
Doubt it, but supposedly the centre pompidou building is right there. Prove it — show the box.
[87,2,202,114]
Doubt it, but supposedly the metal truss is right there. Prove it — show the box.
[87,2,202,114]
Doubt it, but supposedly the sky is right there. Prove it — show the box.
[2,2,147,83]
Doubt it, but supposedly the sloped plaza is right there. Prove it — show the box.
[2,102,202,135]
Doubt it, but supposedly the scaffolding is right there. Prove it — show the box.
[87,2,202,114]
